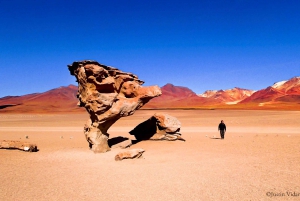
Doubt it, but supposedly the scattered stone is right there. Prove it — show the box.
[68,60,161,153]
[0,140,38,152]
[115,148,145,161]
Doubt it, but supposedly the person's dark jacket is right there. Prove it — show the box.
[218,123,226,131]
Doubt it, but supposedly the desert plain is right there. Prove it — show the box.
[0,109,300,201]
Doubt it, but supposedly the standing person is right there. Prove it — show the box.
[218,120,226,139]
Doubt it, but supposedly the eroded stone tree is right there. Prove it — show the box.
[68,60,161,153]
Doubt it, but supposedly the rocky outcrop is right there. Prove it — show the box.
[129,113,185,141]
[68,60,161,153]
[0,140,38,152]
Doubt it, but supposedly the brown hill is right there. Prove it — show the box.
[160,83,198,98]
[144,84,210,108]
[240,86,284,103]
[0,85,83,113]
[237,77,300,110]
[273,77,300,94]
[241,77,300,104]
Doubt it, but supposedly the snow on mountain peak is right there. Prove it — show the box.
[272,80,287,89]
[198,90,217,98]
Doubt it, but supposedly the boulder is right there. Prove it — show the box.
[129,113,185,141]
[154,113,181,133]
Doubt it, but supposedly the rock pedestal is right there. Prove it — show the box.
[68,60,161,153]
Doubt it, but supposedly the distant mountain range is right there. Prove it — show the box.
[0,76,299,113]
[0,85,82,113]
[241,77,300,104]
[145,76,300,110]
[198,87,255,104]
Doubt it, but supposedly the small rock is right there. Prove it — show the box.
[0,140,38,152]
[115,148,145,161]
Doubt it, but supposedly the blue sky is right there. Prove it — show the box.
[0,0,299,97]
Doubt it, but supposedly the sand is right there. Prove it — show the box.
[1,110,300,201]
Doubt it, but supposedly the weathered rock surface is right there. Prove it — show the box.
[0,140,38,152]
[129,113,185,141]
[115,148,145,161]
[68,60,161,153]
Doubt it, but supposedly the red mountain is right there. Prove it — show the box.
[144,84,209,108]
[0,85,83,113]
[198,87,255,104]
[144,84,255,108]
[241,77,300,104]
[160,83,198,98]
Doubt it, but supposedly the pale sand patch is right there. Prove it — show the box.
[0,110,300,201]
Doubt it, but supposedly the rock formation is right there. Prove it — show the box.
[129,113,185,141]
[68,60,161,153]
[0,140,38,152]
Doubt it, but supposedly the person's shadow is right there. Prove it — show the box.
[210,137,222,139]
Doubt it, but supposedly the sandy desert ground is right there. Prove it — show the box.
[0,109,300,201]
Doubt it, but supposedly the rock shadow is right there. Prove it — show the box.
[0,104,19,109]
[108,136,129,147]
[129,117,157,141]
